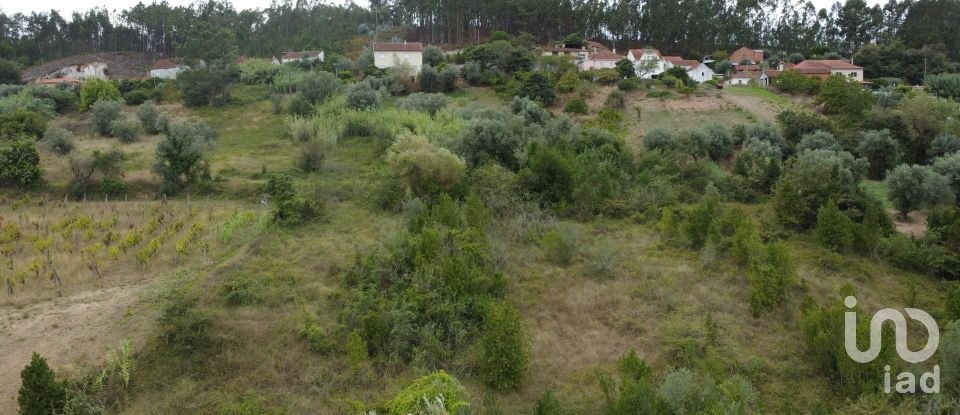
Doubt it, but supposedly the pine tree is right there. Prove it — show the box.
[18,353,66,415]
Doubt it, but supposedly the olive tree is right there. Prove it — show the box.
[856,129,900,179]
[886,164,955,218]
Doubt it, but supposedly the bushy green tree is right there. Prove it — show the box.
[930,133,960,158]
[0,58,21,84]
[776,109,833,145]
[518,145,575,206]
[0,138,41,187]
[0,109,47,139]
[153,120,214,194]
[459,118,523,169]
[178,69,231,107]
[926,73,960,101]
[815,200,854,251]
[732,138,782,198]
[856,129,900,179]
[774,69,821,94]
[79,78,121,111]
[110,116,140,143]
[886,164,955,218]
[463,61,482,85]
[137,101,166,134]
[816,74,874,120]
[616,59,636,79]
[90,99,123,136]
[346,81,381,110]
[40,127,73,155]
[933,152,960,200]
[299,71,340,104]
[540,224,579,265]
[520,72,556,106]
[900,94,958,163]
[478,302,530,390]
[773,149,867,229]
[18,353,66,415]
[419,64,440,92]
[423,45,445,67]
[797,130,841,152]
[439,65,459,92]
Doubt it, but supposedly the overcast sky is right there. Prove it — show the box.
[2,0,880,20]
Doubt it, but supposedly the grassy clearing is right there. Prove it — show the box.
[861,180,892,210]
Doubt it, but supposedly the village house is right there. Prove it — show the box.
[279,51,324,65]
[149,58,185,79]
[628,47,668,78]
[758,69,781,87]
[373,42,424,73]
[730,46,764,65]
[663,56,715,83]
[580,50,623,70]
[725,72,757,86]
[791,59,864,82]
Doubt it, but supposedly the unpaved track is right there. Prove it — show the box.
[721,91,779,123]
[0,284,150,414]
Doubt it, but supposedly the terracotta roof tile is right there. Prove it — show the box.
[374,42,423,52]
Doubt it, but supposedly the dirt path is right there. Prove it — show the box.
[721,91,779,123]
[0,283,151,414]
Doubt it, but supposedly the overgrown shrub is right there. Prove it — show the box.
[563,98,588,114]
[297,141,327,173]
[264,173,321,226]
[299,71,340,104]
[540,224,579,265]
[386,133,466,197]
[776,109,833,145]
[387,371,469,415]
[815,200,854,251]
[478,302,530,390]
[398,93,448,115]
[153,120,215,194]
[0,138,42,188]
[346,81,381,110]
[748,241,795,316]
[109,116,140,143]
[122,88,152,105]
[136,101,163,134]
[0,109,48,139]
[40,127,74,155]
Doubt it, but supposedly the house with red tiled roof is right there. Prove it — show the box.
[580,50,624,70]
[793,59,863,81]
[542,46,590,66]
[149,58,186,79]
[735,64,761,73]
[627,47,668,78]
[730,46,764,65]
[373,42,424,73]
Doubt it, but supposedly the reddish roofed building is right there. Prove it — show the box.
[730,46,764,65]
[793,59,864,81]
[149,58,185,79]
[373,42,424,73]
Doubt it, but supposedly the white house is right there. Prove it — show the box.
[628,48,667,79]
[149,58,184,79]
[725,72,756,86]
[686,62,715,83]
[373,42,424,73]
[758,70,781,87]
[280,51,324,65]
[580,50,623,71]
